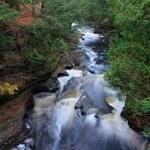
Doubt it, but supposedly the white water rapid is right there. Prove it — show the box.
[12,25,148,150]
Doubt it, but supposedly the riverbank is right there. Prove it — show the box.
[0,27,80,148]
[94,23,150,140]
[0,16,79,147]
[0,63,67,149]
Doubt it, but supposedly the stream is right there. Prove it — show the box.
[12,25,148,150]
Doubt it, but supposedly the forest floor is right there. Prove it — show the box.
[15,4,37,26]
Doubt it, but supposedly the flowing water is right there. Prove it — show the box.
[12,25,148,150]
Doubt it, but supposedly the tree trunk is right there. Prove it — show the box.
[32,0,36,17]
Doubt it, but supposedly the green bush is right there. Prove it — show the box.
[24,49,50,72]
[24,18,70,52]
[0,4,19,23]
[0,4,20,50]
[81,0,150,133]
[21,0,82,73]
[104,0,150,133]
[143,127,150,138]
[0,31,16,50]
[107,0,150,104]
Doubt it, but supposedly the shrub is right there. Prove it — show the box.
[0,82,18,96]
[24,49,50,72]
[0,4,19,23]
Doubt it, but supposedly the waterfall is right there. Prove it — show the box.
[12,24,148,150]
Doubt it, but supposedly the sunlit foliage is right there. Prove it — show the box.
[0,83,19,96]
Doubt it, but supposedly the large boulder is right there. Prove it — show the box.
[0,90,32,143]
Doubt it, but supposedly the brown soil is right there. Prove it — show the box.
[15,3,42,26]
[16,11,34,26]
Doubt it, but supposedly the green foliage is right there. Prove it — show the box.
[0,4,19,23]
[23,0,81,72]
[0,4,19,50]
[24,49,50,72]
[21,0,85,72]
[0,0,149,137]
[24,18,69,52]
[106,0,150,104]
[126,97,150,115]
[82,0,150,133]
[105,0,150,133]
[5,0,32,6]
[43,0,82,24]
[23,17,71,72]
[0,31,16,50]
[143,128,150,138]
[80,0,110,24]
[24,20,50,50]
[140,98,150,113]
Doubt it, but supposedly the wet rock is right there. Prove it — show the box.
[63,77,81,93]
[73,53,86,66]
[81,111,86,116]
[88,69,95,74]
[32,77,60,94]
[81,77,113,114]
[46,77,59,93]
[57,72,69,77]
[0,91,32,144]
[0,74,60,147]
[75,95,95,113]
[96,59,107,65]
[65,64,74,70]
[52,65,65,77]
[32,85,50,95]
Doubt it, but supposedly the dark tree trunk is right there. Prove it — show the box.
[32,0,36,17]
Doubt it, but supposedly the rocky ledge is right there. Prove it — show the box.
[0,65,65,149]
